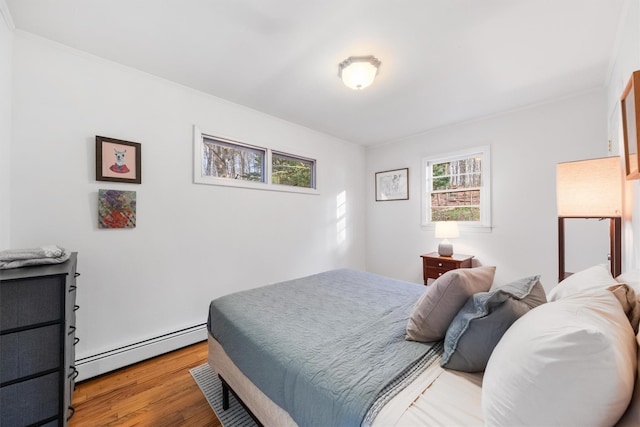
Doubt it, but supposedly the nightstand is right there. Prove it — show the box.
[420,252,474,285]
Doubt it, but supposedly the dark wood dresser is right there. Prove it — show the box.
[0,253,79,426]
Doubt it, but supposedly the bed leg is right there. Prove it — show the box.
[220,375,230,410]
[217,374,264,426]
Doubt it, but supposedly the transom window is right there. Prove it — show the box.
[193,127,318,194]
[422,146,491,229]
[202,137,265,182]
[272,152,315,189]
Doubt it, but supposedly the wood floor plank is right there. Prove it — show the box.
[70,341,221,427]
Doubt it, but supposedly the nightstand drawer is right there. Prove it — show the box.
[426,267,450,280]
[424,258,457,270]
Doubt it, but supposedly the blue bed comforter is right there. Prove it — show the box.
[207,269,435,427]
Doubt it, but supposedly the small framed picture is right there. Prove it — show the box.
[98,189,137,229]
[96,136,142,184]
[375,168,409,201]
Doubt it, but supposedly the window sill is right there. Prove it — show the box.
[422,223,492,233]
[194,175,320,195]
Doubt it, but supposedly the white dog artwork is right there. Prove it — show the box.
[110,148,130,173]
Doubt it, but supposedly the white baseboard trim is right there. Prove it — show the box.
[75,324,208,382]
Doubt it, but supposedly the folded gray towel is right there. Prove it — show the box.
[0,245,65,261]
[0,245,70,269]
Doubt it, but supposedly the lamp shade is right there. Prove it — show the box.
[338,56,381,90]
[556,156,622,217]
[435,221,460,239]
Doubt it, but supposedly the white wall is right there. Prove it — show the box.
[607,0,640,271]
[366,90,609,292]
[10,33,366,375]
[0,2,12,249]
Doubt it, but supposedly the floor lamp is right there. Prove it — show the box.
[556,156,623,281]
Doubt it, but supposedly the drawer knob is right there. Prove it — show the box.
[438,262,443,267]
[438,272,442,276]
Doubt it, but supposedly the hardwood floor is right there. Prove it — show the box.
[70,341,222,427]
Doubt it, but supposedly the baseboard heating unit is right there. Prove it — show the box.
[75,323,208,381]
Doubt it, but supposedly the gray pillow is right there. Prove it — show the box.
[405,266,496,342]
[440,275,547,372]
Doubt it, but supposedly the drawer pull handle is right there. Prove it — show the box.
[68,325,76,335]
[69,284,77,292]
[74,272,81,278]
[74,337,80,345]
[67,405,76,421]
[68,366,79,380]
[74,304,80,312]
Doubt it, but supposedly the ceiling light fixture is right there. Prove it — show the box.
[338,55,381,90]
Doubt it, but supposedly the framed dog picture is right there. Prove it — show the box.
[96,136,142,184]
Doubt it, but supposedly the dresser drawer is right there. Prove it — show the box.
[0,372,60,426]
[1,325,61,383]
[1,277,63,330]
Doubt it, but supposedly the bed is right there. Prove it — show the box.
[207,266,640,426]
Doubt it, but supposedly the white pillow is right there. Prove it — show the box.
[482,290,637,427]
[617,332,640,426]
[547,264,617,301]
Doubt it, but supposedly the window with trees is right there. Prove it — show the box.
[202,137,265,182]
[422,146,491,228]
[272,152,315,188]
[193,129,318,194]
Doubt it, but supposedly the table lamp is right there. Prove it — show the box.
[435,221,459,257]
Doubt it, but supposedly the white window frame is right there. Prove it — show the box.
[193,126,319,195]
[421,145,491,231]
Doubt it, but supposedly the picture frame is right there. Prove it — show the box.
[375,168,409,201]
[96,136,142,184]
[98,189,137,229]
[621,71,640,180]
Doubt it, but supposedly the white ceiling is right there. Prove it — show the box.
[6,0,626,146]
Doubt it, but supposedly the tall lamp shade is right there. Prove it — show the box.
[557,156,622,217]
[556,156,623,280]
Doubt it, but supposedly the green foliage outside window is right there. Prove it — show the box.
[272,155,313,188]
[430,157,482,222]
[432,207,480,221]
[202,138,264,182]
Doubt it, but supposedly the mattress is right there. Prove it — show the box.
[208,334,484,426]
[207,269,442,426]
